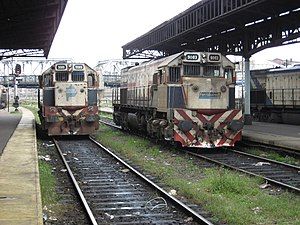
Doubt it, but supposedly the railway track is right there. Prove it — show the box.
[99,118,300,193]
[238,141,300,158]
[53,137,214,225]
[188,149,300,193]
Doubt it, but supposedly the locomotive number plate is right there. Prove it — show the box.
[186,54,199,60]
[183,52,201,62]
[208,54,221,62]
[56,64,67,70]
[199,91,221,99]
[74,65,84,70]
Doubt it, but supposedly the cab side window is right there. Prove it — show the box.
[88,73,95,87]
[44,74,53,87]
[169,67,181,83]
[153,72,158,85]
[158,70,163,84]
[224,67,233,80]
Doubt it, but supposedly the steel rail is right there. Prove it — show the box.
[89,136,213,225]
[186,150,300,193]
[99,119,121,129]
[99,109,300,158]
[100,119,300,193]
[239,141,300,158]
[53,139,98,225]
[229,148,300,170]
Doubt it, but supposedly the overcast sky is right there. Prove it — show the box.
[48,0,300,66]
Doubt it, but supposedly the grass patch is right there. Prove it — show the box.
[96,124,300,225]
[21,101,40,124]
[9,110,22,115]
[39,160,59,205]
[100,100,112,108]
[245,147,300,166]
[99,111,113,120]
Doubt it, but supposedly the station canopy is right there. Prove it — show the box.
[122,0,300,59]
[0,0,67,60]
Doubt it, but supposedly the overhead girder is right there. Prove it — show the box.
[123,0,300,59]
[0,0,68,59]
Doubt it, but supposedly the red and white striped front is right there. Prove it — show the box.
[173,109,243,148]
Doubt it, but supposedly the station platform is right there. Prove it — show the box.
[0,107,43,225]
[0,109,21,155]
[243,122,300,151]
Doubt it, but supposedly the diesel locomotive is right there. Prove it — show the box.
[250,65,300,125]
[113,51,243,148]
[38,62,100,135]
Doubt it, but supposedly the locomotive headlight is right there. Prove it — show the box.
[220,85,227,93]
[80,88,84,93]
[192,85,199,92]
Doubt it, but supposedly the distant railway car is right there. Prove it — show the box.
[250,65,300,125]
[113,51,243,148]
[0,85,7,109]
[38,62,100,135]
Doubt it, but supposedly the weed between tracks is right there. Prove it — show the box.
[99,111,113,120]
[96,124,300,225]
[39,159,59,205]
[244,147,300,166]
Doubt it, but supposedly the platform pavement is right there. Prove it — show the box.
[0,107,43,225]
[243,122,300,151]
[0,109,21,155]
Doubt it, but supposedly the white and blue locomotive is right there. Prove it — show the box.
[38,62,100,135]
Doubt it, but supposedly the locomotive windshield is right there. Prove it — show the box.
[183,65,201,76]
[183,64,222,77]
[55,72,68,82]
[72,71,84,81]
[203,65,221,77]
